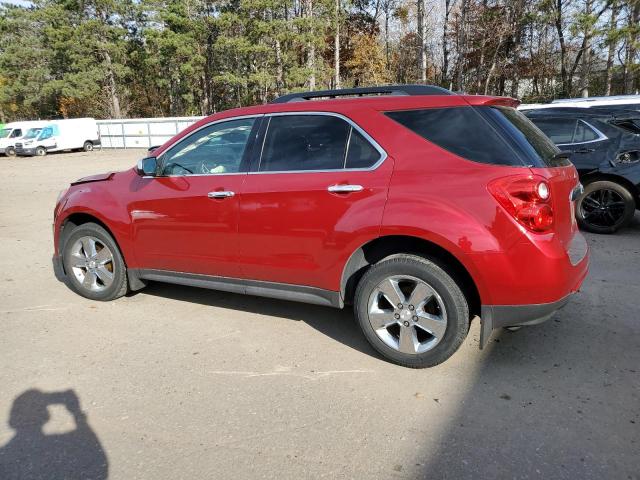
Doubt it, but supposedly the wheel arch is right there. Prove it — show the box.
[578,170,640,208]
[340,235,482,318]
[57,211,145,291]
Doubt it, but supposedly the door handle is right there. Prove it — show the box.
[327,184,364,193]
[207,191,235,199]
[575,148,595,153]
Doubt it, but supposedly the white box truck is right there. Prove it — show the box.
[15,118,101,156]
[0,121,48,156]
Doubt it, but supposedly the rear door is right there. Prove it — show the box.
[237,113,393,291]
[530,117,610,169]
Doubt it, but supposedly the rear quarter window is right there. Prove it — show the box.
[386,106,567,168]
[385,107,523,166]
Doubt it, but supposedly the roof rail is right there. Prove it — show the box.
[270,84,453,104]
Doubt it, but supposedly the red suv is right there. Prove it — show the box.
[52,85,589,368]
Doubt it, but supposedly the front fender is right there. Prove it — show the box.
[54,182,136,266]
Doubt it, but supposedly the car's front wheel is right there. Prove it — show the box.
[576,180,636,234]
[354,255,469,368]
[61,222,128,301]
[6,146,16,156]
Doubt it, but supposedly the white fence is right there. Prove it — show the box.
[97,116,204,149]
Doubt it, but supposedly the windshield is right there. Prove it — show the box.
[23,128,42,140]
[0,129,10,139]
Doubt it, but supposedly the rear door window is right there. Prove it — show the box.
[572,120,600,142]
[532,119,576,144]
[259,114,382,172]
[345,129,381,169]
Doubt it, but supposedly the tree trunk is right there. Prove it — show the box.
[456,0,468,91]
[554,0,568,96]
[624,1,639,93]
[579,0,593,98]
[103,49,121,118]
[442,0,452,85]
[604,1,618,96]
[334,0,340,88]
[275,38,284,93]
[417,0,427,83]
[305,0,316,90]
[384,0,390,68]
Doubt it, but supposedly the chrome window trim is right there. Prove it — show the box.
[153,114,264,178]
[557,119,608,146]
[250,111,388,175]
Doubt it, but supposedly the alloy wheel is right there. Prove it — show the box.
[367,275,447,354]
[69,236,115,292]
[579,188,626,229]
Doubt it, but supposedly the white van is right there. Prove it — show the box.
[0,121,48,156]
[15,118,100,156]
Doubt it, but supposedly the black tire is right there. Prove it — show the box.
[83,141,94,152]
[576,180,636,234]
[35,146,47,157]
[354,254,470,368]
[61,222,128,301]
[6,146,16,156]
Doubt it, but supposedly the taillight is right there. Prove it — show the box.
[488,175,553,232]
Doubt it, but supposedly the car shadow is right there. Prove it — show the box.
[138,282,386,361]
[0,389,108,479]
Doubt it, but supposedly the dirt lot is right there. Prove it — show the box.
[1,149,639,479]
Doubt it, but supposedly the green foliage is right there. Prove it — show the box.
[0,0,638,121]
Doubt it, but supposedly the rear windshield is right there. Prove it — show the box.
[385,106,568,167]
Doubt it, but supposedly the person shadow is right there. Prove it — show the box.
[0,389,108,480]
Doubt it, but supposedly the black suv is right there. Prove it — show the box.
[524,107,640,233]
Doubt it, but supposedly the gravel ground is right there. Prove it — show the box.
[1,149,639,480]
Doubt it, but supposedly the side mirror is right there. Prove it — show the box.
[136,156,158,176]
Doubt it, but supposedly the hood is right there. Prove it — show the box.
[71,172,116,186]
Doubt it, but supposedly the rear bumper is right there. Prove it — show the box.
[479,294,573,348]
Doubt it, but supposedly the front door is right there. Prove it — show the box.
[129,117,259,277]
[237,113,393,291]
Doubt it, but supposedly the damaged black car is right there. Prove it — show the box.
[524,107,640,233]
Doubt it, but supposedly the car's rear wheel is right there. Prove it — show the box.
[83,141,94,152]
[354,255,469,368]
[35,146,47,156]
[61,222,128,301]
[576,180,635,234]
[6,146,16,156]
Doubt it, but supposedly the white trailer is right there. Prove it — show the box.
[97,117,204,149]
[0,121,48,156]
[15,118,100,156]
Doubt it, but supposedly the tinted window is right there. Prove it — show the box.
[345,129,381,168]
[385,107,524,166]
[260,115,350,171]
[573,120,599,142]
[11,129,22,138]
[610,118,640,134]
[532,119,576,144]
[485,107,567,166]
[161,118,255,176]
